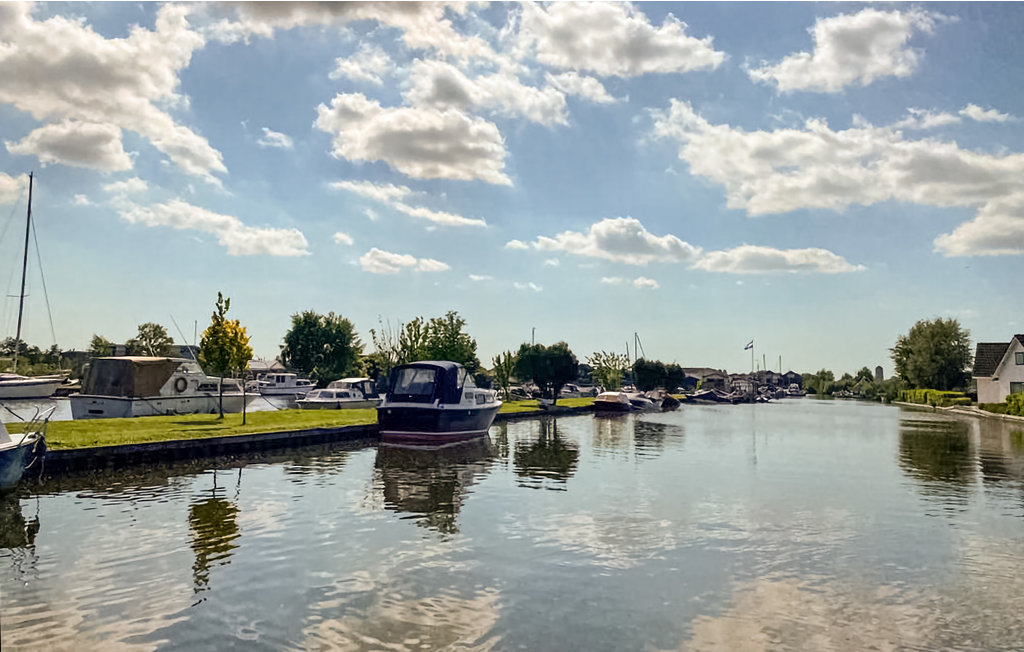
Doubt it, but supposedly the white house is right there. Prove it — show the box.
[973,335,1024,404]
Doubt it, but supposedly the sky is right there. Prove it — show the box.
[1,1,1022,376]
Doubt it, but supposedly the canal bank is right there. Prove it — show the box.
[34,403,597,476]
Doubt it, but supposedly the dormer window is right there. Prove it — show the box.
[1016,352,1024,365]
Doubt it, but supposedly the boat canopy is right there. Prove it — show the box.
[386,361,469,404]
[82,357,184,397]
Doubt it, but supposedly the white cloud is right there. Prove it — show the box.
[693,245,865,274]
[892,108,960,130]
[199,2,496,62]
[513,281,543,292]
[118,199,309,256]
[6,120,133,171]
[518,3,724,77]
[257,127,294,149]
[404,59,568,126]
[0,4,226,182]
[358,247,450,274]
[601,276,625,285]
[505,239,529,250]
[545,72,618,104]
[530,217,702,265]
[652,100,1024,256]
[315,93,511,185]
[0,172,24,204]
[960,103,1012,123]
[468,274,493,282]
[331,179,487,227]
[748,8,943,92]
[633,276,659,289]
[73,194,91,206]
[330,43,393,85]
[333,232,354,246]
[934,193,1024,256]
[543,258,560,267]
[103,177,149,196]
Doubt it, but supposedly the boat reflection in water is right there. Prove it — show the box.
[375,436,494,534]
[0,491,39,550]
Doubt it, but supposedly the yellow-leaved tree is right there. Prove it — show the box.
[199,293,253,420]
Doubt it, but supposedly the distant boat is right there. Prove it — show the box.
[594,391,659,412]
[0,407,51,489]
[297,379,380,410]
[0,373,63,400]
[786,383,806,397]
[246,372,315,397]
[70,357,254,419]
[376,361,501,445]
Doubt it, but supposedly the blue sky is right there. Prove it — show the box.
[1,2,1021,376]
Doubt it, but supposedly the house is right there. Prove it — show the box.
[682,367,727,391]
[783,371,803,388]
[973,335,1024,404]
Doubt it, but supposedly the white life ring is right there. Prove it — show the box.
[174,377,188,393]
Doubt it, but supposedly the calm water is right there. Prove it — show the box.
[3,400,1024,650]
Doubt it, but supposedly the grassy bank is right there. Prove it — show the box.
[6,397,595,450]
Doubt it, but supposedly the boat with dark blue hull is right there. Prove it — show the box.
[0,406,51,490]
[376,361,501,446]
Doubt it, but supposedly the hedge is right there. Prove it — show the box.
[898,389,971,407]
[978,393,1024,417]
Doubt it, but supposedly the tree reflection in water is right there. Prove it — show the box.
[375,437,494,535]
[898,418,975,489]
[514,417,579,490]
[0,491,38,550]
[188,470,241,594]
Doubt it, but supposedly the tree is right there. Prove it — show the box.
[280,310,363,386]
[632,359,667,392]
[491,350,518,400]
[199,293,253,418]
[89,334,113,357]
[126,322,173,357]
[891,318,972,390]
[399,317,429,363]
[515,341,578,405]
[803,369,835,395]
[587,351,630,391]
[423,311,480,372]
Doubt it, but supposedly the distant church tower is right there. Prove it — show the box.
[875,366,884,382]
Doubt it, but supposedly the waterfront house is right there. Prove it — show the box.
[783,371,803,388]
[683,368,727,391]
[973,335,1024,404]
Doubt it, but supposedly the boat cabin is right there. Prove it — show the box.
[385,361,479,405]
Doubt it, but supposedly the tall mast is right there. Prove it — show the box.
[13,171,33,371]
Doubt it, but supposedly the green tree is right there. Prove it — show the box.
[89,334,113,357]
[199,293,253,418]
[632,359,667,392]
[399,317,429,363]
[423,311,480,372]
[803,369,836,395]
[587,351,630,391]
[891,318,972,390]
[491,350,518,400]
[515,341,578,405]
[126,322,174,357]
[281,310,363,386]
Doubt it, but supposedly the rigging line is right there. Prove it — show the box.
[30,209,58,347]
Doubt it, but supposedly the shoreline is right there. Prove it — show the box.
[34,403,597,477]
[893,401,1024,424]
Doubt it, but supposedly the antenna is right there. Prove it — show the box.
[170,314,200,363]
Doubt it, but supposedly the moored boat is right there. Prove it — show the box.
[593,391,659,412]
[247,372,315,397]
[0,373,63,400]
[0,407,51,489]
[296,386,379,410]
[70,357,254,419]
[376,361,501,445]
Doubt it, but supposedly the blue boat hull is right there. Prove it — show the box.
[376,405,500,445]
[0,437,42,490]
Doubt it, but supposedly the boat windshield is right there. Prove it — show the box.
[457,367,475,389]
[391,367,439,403]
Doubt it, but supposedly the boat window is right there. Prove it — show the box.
[339,392,350,398]
[391,367,438,403]
[476,394,486,405]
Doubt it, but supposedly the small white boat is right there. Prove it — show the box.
[247,372,315,397]
[0,407,52,489]
[594,391,659,412]
[0,373,64,399]
[296,387,379,410]
[70,357,255,419]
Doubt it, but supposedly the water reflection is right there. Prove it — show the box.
[374,437,494,534]
[514,417,579,490]
[0,492,38,549]
[188,471,241,594]
[898,417,975,486]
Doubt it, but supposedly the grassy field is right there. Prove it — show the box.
[6,397,595,450]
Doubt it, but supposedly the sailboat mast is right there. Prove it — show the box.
[13,171,33,371]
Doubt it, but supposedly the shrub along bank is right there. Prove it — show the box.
[898,389,971,407]
[979,393,1024,417]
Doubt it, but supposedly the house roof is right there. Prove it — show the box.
[973,342,1010,377]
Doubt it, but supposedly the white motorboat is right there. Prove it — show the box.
[247,372,315,397]
[593,391,659,412]
[70,357,255,419]
[296,387,378,410]
[0,373,63,399]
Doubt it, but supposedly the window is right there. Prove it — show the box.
[1016,352,1024,365]
[1011,382,1024,396]
[391,367,438,402]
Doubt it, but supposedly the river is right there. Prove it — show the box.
[2,399,1024,650]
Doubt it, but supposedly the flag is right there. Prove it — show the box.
[744,340,753,350]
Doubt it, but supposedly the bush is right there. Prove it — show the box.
[899,389,970,407]
[1007,393,1024,417]
[980,402,1009,415]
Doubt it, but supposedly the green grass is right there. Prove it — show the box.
[6,397,595,451]
[10,409,377,450]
